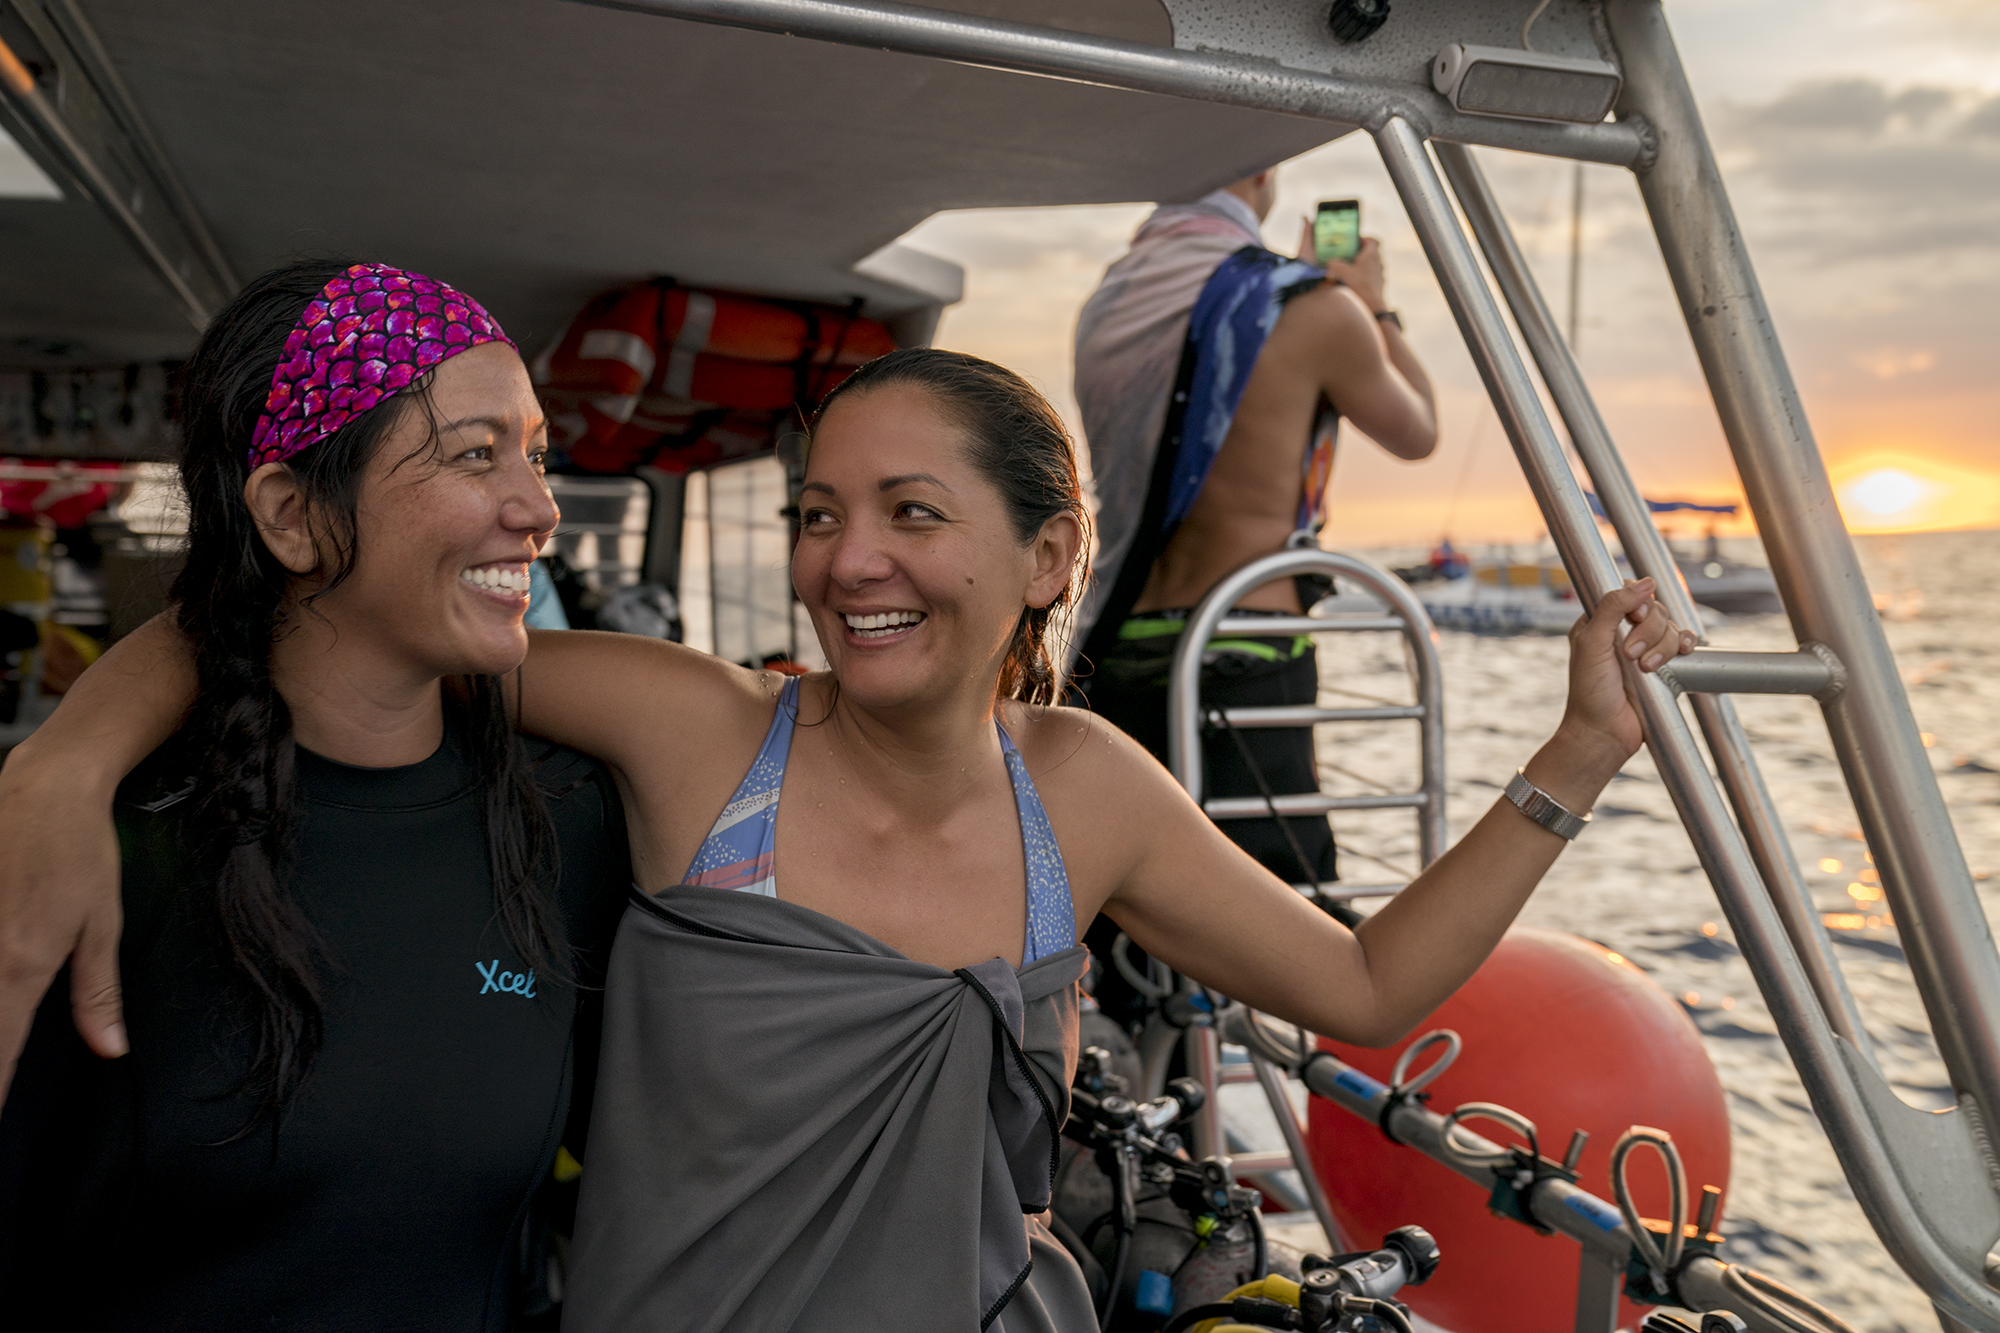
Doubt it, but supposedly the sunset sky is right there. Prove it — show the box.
[899,1,2000,547]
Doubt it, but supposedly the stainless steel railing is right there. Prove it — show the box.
[1162,546,1448,1246]
[1382,101,2000,1329]
[1166,548,1448,869]
[1428,140,1876,1062]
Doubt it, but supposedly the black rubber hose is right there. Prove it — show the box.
[1345,1297,1416,1333]
[1721,1264,1858,1333]
[1099,1147,1135,1333]
[1099,1228,1133,1333]
[1248,1205,1268,1285]
[1161,1304,1237,1333]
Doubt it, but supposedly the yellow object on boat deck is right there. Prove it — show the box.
[1189,1273,1303,1333]
[0,524,51,605]
[1474,562,1572,590]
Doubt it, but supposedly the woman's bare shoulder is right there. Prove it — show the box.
[1002,700,1186,804]
[1003,699,1214,915]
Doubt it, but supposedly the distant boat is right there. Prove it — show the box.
[1676,530,1784,616]
[1589,493,1785,617]
[1373,527,1781,633]
[1379,546,1581,635]
[1415,566,1581,634]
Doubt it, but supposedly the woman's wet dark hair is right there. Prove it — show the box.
[812,347,1091,706]
[170,258,563,1135]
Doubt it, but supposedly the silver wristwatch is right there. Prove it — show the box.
[1504,770,1590,840]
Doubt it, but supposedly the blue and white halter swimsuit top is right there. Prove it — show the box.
[681,677,1076,965]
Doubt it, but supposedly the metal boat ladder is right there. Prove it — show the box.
[1153,545,1448,1261]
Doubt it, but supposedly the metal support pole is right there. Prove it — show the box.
[1251,1052,1340,1247]
[1186,1013,1223,1159]
[1379,110,2000,1328]
[1566,161,1585,352]
[579,0,1652,168]
[1689,690,1877,1061]
[1605,0,2000,1136]
[1374,119,1618,602]
[1574,1250,1623,1333]
[1433,140,1873,1060]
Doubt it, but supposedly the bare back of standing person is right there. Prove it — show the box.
[1071,165,1440,995]
[1133,172,1439,615]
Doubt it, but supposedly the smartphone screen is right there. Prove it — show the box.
[1314,199,1361,265]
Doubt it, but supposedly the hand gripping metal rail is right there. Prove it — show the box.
[542,2,2000,1325]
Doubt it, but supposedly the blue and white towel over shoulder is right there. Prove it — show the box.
[1071,189,1324,654]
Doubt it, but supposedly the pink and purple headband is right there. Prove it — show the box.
[247,263,514,469]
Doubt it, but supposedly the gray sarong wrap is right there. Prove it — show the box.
[566,884,1096,1333]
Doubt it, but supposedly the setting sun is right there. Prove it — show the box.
[1849,469,1923,517]
[1830,453,2000,534]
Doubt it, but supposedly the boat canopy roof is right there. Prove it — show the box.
[0,0,1351,366]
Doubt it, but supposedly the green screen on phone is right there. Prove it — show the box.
[1314,201,1361,265]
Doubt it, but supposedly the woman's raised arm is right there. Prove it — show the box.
[1089,579,1692,1048]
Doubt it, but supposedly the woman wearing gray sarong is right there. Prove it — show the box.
[0,349,1692,1331]
[507,350,1691,1330]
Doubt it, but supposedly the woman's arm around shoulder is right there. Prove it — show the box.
[0,613,197,1098]
[515,629,779,785]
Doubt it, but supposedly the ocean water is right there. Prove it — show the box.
[1299,528,2000,1331]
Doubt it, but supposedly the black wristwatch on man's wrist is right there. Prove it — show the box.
[1373,309,1403,331]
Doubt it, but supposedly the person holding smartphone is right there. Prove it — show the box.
[1069,166,1437,1006]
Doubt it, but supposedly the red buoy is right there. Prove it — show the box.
[1306,929,1731,1332]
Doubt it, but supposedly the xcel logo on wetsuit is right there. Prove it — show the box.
[475,959,537,998]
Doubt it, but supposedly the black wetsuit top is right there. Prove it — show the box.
[0,722,629,1332]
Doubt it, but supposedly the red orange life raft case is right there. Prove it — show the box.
[534,280,895,474]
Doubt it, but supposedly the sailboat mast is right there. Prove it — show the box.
[1566,160,1583,351]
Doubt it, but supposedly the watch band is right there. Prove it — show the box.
[1504,770,1590,840]
[1373,309,1403,331]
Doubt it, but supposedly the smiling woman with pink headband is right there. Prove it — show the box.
[0,260,631,1330]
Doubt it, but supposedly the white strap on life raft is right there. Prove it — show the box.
[661,291,715,402]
